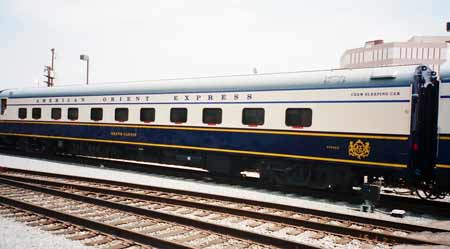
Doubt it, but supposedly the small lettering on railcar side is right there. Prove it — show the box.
[110,131,137,137]
[326,145,340,150]
[350,91,401,97]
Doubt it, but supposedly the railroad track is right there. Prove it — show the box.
[2,149,449,218]
[0,203,150,249]
[0,167,448,248]
[0,179,311,249]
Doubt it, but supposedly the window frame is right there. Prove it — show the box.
[90,108,103,121]
[140,108,155,123]
[115,108,129,122]
[242,108,264,126]
[67,108,79,121]
[0,99,7,115]
[170,108,188,124]
[51,108,62,120]
[32,108,42,120]
[18,108,27,119]
[202,108,222,125]
[285,108,312,127]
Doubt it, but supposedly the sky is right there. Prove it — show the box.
[0,0,449,89]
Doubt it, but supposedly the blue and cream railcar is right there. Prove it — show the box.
[0,64,448,194]
[437,63,450,193]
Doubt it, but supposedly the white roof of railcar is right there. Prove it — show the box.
[1,64,447,98]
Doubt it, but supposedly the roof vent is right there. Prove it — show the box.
[365,40,384,48]
[370,71,397,80]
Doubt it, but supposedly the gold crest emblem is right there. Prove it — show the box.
[348,139,370,159]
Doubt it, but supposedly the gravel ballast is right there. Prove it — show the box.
[0,215,90,249]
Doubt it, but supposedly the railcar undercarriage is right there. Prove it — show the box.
[1,135,447,200]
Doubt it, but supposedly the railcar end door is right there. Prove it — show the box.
[407,66,440,185]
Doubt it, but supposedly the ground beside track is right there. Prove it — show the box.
[0,215,90,249]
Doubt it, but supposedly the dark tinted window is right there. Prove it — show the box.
[170,108,187,123]
[18,108,27,119]
[32,108,41,119]
[242,108,264,125]
[203,108,222,124]
[285,108,312,127]
[140,108,155,123]
[68,108,78,120]
[51,108,62,120]
[1,99,6,115]
[115,108,128,122]
[91,108,103,121]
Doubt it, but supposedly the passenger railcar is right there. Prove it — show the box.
[0,64,449,197]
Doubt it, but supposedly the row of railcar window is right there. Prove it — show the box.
[17,107,312,127]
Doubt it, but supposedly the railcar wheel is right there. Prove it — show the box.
[415,181,448,200]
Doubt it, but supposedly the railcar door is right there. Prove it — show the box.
[407,66,440,185]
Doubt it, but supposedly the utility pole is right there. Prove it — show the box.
[51,48,55,77]
[80,54,89,85]
[44,48,55,87]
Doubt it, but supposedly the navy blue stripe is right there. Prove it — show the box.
[441,96,450,99]
[8,84,410,99]
[0,121,410,138]
[8,99,410,107]
[0,121,410,166]
[438,138,450,165]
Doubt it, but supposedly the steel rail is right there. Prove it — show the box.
[1,166,447,234]
[0,176,319,249]
[0,195,191,249]
[0,172,444,246]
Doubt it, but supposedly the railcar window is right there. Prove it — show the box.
[51,108,62,120]
[203,108,222,124]
[170,108,187,123]
[32,108,41,119]
[91,108,103,121]
[242,108,264,126]
[115,108,128,122]
[140,108,155,123]
[18,108,27,119]
[285,108,312,127]
[68,108,78,121]
[0,99,6,115]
